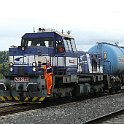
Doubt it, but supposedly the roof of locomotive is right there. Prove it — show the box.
[22,29,74,39]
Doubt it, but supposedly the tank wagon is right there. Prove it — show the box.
[89,42,124,90]
[0,29,122,102]
[89,42,124,75]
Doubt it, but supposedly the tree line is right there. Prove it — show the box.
[0,51,9,78]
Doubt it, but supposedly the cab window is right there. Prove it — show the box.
[63,37,77,52]
[70,39,77,51]
[21,38,54,47]
[63,40,69,51]
[56,40,65,53]
[67,40,73,51]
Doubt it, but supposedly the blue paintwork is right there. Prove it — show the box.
[9,31,92,75]
[82,53,89,73]
[89,42,124,75]
[11,66,44,75]
[22,32,55,39]
[9,46,54,56]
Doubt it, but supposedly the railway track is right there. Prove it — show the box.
[0,98,75,117]
[0,92,123,123]
[86,109,124,124]
[0,103,41,116]
[0,97,76,116]
[0,91,123,118]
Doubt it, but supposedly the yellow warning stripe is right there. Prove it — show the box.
[24,97,29,101]
[7,96,12,100]
[0,96,5,101]
[0,96,46,102]
[14,96,19,101]
[39,97,45,101]
[32,97,38,101]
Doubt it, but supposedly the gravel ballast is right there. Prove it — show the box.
[0,93,124,124]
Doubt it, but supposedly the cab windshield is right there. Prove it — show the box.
[21,37,54,47]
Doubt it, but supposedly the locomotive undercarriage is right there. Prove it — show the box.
[0,73,122,102]
[0,76,47,102]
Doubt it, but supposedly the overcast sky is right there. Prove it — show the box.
[0,0,124,51]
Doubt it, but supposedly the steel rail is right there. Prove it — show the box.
[0,103,41,116]
[86,109,124,124]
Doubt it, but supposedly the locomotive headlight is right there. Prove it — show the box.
[32,62,37,66]
[10,67,13,72]
[22,47,25,51]
[33,67,36,71]
[9,62,13,66]
[9,62,13,72]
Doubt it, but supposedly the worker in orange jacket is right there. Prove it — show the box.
[44,64,53,95]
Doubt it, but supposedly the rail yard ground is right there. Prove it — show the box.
[0,93,123,124]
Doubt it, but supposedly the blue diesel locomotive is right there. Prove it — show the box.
[0,29,122,102]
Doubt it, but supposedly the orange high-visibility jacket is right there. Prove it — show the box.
[44,65,53,95]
